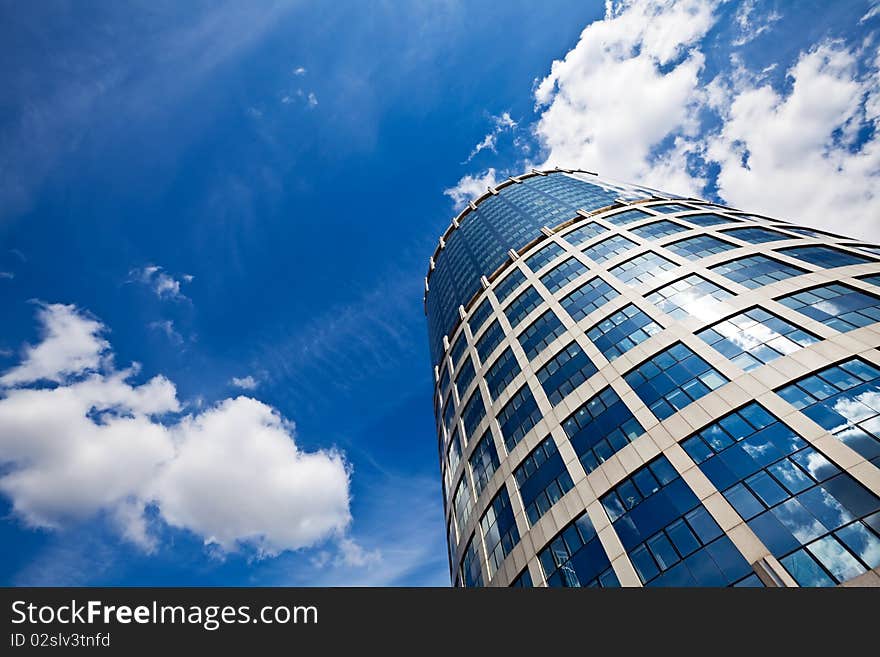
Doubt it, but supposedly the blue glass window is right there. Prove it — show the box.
[461,389,486,443]
[517,309,566,360]
[646,202,697,214]
[494,267,526,303]
[583,234,639,264]
[449,331,467,366]
[485,347,521,401]
[778,245,873,269]
[681,213,741,227]
[666,234,736,259]
[587,303,663,361]
[630,219,689,240]
[777,359,880,466]
[785,226,844,239]
[510,569,533,587]
[723,226,791,244]
[505,285,545,328]
[525,242,565,272]
[481,487,520,576]
[561,221,607,246]
[610,251,677,286]
[442,395,455,434]
[777,283,880,332]
[603,208,653,226]
[453,476,474,537]
[852,244,880,257]
[537,342,598,405]
[697,307,819,372]
[470,430,500,496]
[862,273,880,288]
[600,455,753,586]
[514,436,574,525]
[711,254,805,289]
[541,256,589,293]
[681,402,880,586]
[469,298,493,335]
[539,512,618,587]
[454,355,476,399]
[446,428,462,483]
[560,277,619,321]
[562,386,646,474]
[475,319,505,364]
[460,534,483,587]
[646,274,733,321]
[624,343,728,420]
[496,385,542,451]
[438,364,450,397]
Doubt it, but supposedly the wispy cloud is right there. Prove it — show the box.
[0,272,13,280]
[149,319,184,346]
[293,66,307,76]
[129,265,193,301]
[230,375,258,390]
[463,112,518,163]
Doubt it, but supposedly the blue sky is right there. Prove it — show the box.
[0,0,878,586]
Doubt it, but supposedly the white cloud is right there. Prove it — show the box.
[130,265,192,301]
[464,112,519,163]
[0,303,352,557]
[293,66,307,75]
[861,1,880,23]
[149,320,184,346]
[732,0,781,46]
[230,375,258,390]
[307,92,318,108]
[443,168,500,210]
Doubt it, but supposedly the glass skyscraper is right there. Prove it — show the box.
[425,168,880,587]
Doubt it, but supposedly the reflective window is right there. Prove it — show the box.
[852,244,880,257]
[777,359,880,466]
[445,428,462,500]
[461,389,486,443]
[587,303,663,361]
[723,226,792,244]
[469,298,493,335]
[646,274,733,322]
[778,245,874,269]
[496,384,542,451]
[439,364,450,397]
[449,331,467,366]
[510,569,533,587]
[681,402,880,586]
[514,436,574,525]
[481,487,520,577]
[460,534,483,587]
[539,512,619,587]
[494,268,526,304]
[601,455,754,586]
[541,256,589,293]
[537,342,598,405]
[860,273,880,289]
[666,234,736,259]
[630,219,689,240]
[681,213,741,227]
[470,430,500,496]
[442,395,455,434]
[697,307,819,372]
[646,202,697,214]
[475,319,505,364]
[485,347,521,401]
[785,226,845,239]
[610,251,677,286]
[561,221,607,246]
[517,309,566,360]
[603,208,653,226]
[624,343,728,420]
[777,283,880,332]
[583,234,639,263]
[711,254,805,289]
[525,242,565,272]
[562,386,646,474]
[560,277,620,321]
[453,475,474,537]
[454,355,476,399]
[505,285,545,328]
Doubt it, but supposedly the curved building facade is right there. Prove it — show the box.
[425,168,880,587]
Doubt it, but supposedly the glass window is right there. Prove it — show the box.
[666,234,737,259]
[470,430,500,497]
[630,219,689,240]
[442,394,456,434]
[646,274,733,322]
[610,251,677,286]
[505,285,545,328]
[525,242,565,272]
[537,341,598,405]
[517,309,566,360]
[496,384,542,451]
[851,244,880,257]
[461,389,486,443]
[539,512,617,587]
[722,226,792,244]
[587,303,663,361]
[560,277,620,321]
[697,307,819,372]
[860,273,880,289]
[510,569,534,587]
[449,331,467,366]
[454,355,476,399]
[777,359,880,466]
[444,428,462,499]
[480,487,520,576]
[562,386,645,474]
[514,436,574,525]
[494,267,526,304]
[541,256,589,293]
[646,202,697,214]
[438,364,450,397]
[469,298,493,335]
[711,254,805,289]
[485,347,521,401]
[475,319,505,364]
[681,213,741,227]
[561,221,608,246]
[777,245,874,269]
[453,475,474,537]
[459,533,483,587]
[583,234,639,264]
[777,283,880,332]
[603,208,653,226]
[624,343,728,421]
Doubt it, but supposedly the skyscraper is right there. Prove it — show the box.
[425,168,880,587]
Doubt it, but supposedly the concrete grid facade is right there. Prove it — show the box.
[425,168,880,588]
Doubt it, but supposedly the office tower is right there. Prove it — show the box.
[425,168,880,587]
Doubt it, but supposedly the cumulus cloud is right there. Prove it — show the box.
[230,375,258,390]
[443,168,500,211]
[0,303,352,557]
[130,265,192,301]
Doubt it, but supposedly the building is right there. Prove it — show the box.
[425,167,880,587]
